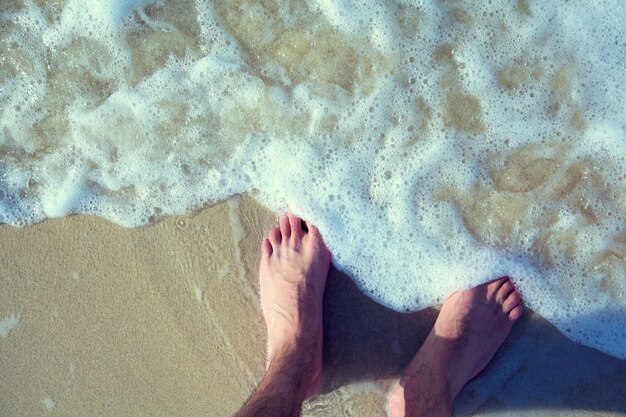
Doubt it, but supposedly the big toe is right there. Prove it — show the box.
[485,276,510,300]
[303,220,326,248]
[495,278,515,303]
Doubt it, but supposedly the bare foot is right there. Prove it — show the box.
[388,277,523,417]
[259,213,331,399]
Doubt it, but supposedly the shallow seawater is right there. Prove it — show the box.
[0,0,624,359]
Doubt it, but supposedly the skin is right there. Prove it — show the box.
[238,213,523,417]
[387,276,523,417]
[238,213,330,417]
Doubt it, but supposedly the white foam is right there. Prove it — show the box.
[43,0,153,47]
[0,314,20,338]
[42,395,56,411]
[194,287,203,304]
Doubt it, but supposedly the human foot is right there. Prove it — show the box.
[259,213,331,399]
[388,276,523,417]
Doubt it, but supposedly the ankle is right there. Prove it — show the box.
[267,342,316,382]
[239,351,311,417]
[389,350,454,417]
[269,325,319,356]
[410,333,462,400]
[389,378,452,417]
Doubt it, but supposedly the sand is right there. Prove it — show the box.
[1,195,625,416]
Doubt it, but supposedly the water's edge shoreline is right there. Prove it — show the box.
[1,194,625,416]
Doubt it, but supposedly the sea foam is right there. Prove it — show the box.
[0,0,624,358]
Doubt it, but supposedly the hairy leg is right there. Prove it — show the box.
[388,277,523,417]
[238,213,330,417]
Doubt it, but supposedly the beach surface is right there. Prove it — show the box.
[1,195,624,416]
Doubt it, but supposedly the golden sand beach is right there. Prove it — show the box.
[2,195,625,416]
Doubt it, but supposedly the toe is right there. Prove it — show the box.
[304,221,329,251]
[279,214,291,240]
[486,276,509,300]
[509,304,523,321]
[261,238,272,257]
[503,290,521,313]
[495,279,514,304]
[287,213,303,242]
[268,227,282,250]
[302,220,331,261]
[305,220,320,237]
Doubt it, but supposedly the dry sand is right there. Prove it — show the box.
[1,195,625,416]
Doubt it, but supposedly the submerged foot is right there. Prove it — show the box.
[388,276,523,417]
[259,213,331,399]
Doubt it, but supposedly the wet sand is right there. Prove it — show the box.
[1,195,625,416]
